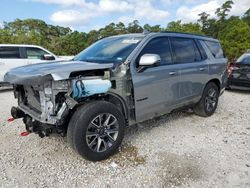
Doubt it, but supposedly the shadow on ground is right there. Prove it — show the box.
[125,110,192,138]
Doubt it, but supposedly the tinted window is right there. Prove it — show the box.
[170,37,201,64]
[204,41,224,58]
[0,47,21,58]
[197,40,208,60]
[27,47,49,59]
[237,53,250,64]
[139,37,172,65]
[74,36,143,64]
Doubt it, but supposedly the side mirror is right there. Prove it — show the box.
[42,54,55,61]
[139,54,161,67]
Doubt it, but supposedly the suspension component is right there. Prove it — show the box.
[11,106,25,119]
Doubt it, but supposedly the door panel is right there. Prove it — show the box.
[132,65,180,122]
[178,61,208,102]
[170,37,208,103]
[0,58,26,82]
[130,36,182,122]
[0,60,6,82]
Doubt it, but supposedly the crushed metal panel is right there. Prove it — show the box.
[4,60,114,85]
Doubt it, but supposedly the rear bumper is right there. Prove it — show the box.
[227,77,250,89]
[0,82,11,87]
[229,85,250,90]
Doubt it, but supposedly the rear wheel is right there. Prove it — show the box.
[194,82,219,117]
[67,101,125,161]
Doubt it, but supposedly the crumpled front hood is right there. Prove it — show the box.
[4,60,114,85]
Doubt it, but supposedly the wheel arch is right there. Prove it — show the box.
[206,78,221,92]
[102,92,129,122]
[72,92,129,125]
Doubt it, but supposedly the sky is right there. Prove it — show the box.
[0,0,249,32]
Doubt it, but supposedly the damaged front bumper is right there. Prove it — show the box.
[16,95,76,125]
[13,80,74,124]
[11,77,112,136]
[4,60,113,137]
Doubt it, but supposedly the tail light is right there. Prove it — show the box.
[227,63,239,75]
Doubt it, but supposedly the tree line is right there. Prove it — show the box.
[0,0,249,61]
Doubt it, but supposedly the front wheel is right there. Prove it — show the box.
[67,101,125,161]
[194,82,219,117]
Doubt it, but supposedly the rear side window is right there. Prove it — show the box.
[170,37,201,64]
[204,41,224,58]
[196,40,207,60]
[0,47,21,59]
[237,54,250,64]
[26,47,49,59]
[139,37,172,65]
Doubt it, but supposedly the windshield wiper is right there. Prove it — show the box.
[75,59,96,63]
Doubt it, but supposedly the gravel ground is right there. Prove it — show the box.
[0,89,249,188]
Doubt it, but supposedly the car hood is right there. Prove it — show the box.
[4,60,114,85]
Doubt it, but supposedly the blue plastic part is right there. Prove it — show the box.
[72,79,112,99]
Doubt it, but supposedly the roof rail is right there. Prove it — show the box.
[160,31,212,38]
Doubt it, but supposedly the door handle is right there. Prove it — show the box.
[199,68,206,71]
[169,71,176,75]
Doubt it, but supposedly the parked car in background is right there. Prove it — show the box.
[227,51,250,90]
[0,44,73,85]
[4,32,228,161]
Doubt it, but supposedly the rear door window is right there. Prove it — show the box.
[0,47,21,59]
[170,37,201,64]
[26,47,50,59]
[138,37,172,65]
[237,54,250,64]
[204,41,224,58]
[196,40,207,60]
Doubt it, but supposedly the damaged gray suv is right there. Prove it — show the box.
[4,32,228,161]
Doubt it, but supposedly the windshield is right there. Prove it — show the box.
[74,35,144,64]
[237,53,250,64]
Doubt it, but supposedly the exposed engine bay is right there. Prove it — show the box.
[11,72,112,137]
[4,59,131,139]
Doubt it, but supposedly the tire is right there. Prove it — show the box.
[194,82,219,117]
[225,86,231,90]
[67,101,125,161]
